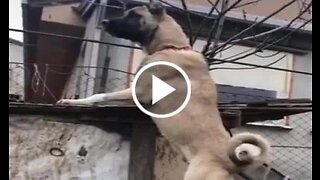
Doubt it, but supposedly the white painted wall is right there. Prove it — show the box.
[9,43,24,99]
[61,8,102,99]
[78,10,102,98]
[100,33,133,93]
[9,0,23,42]
[9,115,130,180]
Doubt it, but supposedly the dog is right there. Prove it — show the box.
[58,3,270,180]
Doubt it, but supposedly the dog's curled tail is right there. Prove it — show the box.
[227,132,270,169]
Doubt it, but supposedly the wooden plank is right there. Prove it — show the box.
[129,124,157,180]
[247,98,312,107]
[9,102,312,124]
[9,102,312,112]
[220,98,312,107]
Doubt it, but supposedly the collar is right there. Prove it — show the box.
[162,45,193,51]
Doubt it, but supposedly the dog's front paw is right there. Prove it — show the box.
[57,99,73,105]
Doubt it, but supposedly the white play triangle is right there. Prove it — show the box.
[152,75,176,105]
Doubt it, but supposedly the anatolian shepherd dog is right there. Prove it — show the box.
[58,3,270,180]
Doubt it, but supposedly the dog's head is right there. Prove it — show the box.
[101,3,165,45]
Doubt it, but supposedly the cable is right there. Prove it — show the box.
[9,28,141,50]
[210,18,312,66]
[207,1,312,58]
[208,57,312,75]
[9,62,135,75]
[220,34,273,61]
[254,51,281,58]
[31,64,58,101]
[211,54,287,71]
[208,0,298,55]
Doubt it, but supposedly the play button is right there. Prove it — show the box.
[132,61,191,118]
[152,75,176,105]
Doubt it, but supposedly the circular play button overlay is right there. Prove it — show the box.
[132,61,191,118]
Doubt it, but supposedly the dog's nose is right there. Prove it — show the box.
[101,19,110,27]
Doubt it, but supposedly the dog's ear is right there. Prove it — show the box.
[147,2,165,16]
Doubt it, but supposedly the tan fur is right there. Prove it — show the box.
[58,4,270,180]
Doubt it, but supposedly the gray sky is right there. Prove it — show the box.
[9,0,23,42]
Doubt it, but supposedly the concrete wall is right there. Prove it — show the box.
[9,115,130,180]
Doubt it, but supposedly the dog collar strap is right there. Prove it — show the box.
[163,45,193,51]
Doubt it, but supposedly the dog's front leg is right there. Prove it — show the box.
[57,88,132,105]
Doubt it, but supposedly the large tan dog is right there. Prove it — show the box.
[58,3,270,180]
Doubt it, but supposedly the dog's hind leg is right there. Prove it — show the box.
[184,155,233,180]
[205,169,233,180]
[57,88,132,105]
[183,162,209,180]
[184,165,232,180]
